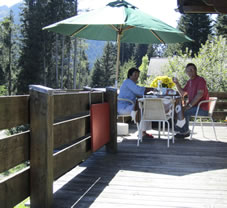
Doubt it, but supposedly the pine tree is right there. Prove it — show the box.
[133,44,148,67]
[120,43,135,64]
[0,11,18,95]
[215,14,227,38]
[16,0,78,94]
[90,42,117,87]
[90,59,104,87]
[177,14,212,57]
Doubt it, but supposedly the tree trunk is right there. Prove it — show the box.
[55,34,59,88]
[61,36,65,89]
[8,26,12,95]
[73,0,78,89]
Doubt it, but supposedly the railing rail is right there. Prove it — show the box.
[0,85,117,208]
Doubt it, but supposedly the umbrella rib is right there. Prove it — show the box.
[150,30,165,44]
[70,25,89,37]
[110,25,119,32]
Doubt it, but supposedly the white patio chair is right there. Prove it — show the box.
[138,98,175,147]
[190,97,218,140]
[117,98,139,132]
[117,98,134,123]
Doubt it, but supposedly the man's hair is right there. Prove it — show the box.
[127,67,140,78]
[186,63,197,72]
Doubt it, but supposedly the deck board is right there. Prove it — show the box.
[53,123,227,208]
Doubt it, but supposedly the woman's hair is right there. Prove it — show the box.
[186,63,197,72]
[127,67,140,78]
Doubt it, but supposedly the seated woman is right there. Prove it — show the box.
[118,67,156,137]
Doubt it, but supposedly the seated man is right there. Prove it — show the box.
[118,67,156,137]
[173,63,209,138]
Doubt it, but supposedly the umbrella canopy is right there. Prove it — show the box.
[43,0,191,87]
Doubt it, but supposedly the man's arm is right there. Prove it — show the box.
[188,89,204,107]
[173,78,187,97]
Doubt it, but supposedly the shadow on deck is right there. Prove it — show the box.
[53,123,227,208]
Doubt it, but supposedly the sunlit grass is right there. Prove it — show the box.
[14,197,30,208]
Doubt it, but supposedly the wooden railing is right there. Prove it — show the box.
[209,92,227,120]
[0,90,226,207]
[0,85,117,208]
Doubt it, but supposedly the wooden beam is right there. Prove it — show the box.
[209,92,227,99]
[0,131,30,173]
[53,137,91,180]
[0,96,29,130]
[29,85,54,208]
[53,114,90,149]
[105,88,117,153]
[182,5,217,13]
[0,168,29,208]
[54,92,103,122]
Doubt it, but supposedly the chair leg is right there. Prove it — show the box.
[158,122,161,138]
[211,118,217,141]
[163,121,165,136]
[190,118,196,140]
[200,117,205,138]
[172,118,175,144]
[137,121,143,146]
[167,121,170,148]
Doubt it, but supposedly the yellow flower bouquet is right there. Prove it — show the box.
[150,76,175,89]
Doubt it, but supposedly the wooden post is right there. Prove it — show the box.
[29,85,54,208]
[105,87,117,153]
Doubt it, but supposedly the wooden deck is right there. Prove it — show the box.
[53,123,227,208]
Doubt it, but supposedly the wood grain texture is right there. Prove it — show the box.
[53,134,227,208]
[53,114,90,149]
[29,88,54,208]
[104,88,117,153]
[53,137,92,180]
[210,92,227,99]
[0,96,29,130]
[0,131,30,173]
[54,92,103,122]
[0,168,29,208]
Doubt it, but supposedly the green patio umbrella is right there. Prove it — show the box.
[43,0,191,87]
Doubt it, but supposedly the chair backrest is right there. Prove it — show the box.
[208,97,217,116]
[143,98,167,120]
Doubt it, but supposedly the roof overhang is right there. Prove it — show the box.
[177,0,227,14]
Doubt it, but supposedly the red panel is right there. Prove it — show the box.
[90,103,110,152]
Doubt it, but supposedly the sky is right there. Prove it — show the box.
[0,0,181,27]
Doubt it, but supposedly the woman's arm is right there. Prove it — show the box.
[144,87,158,94]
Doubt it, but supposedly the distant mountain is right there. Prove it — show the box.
[0,3,22,24]
[0,3,105,69]
[86,40,105,69]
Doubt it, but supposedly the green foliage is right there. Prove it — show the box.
[0,11,19,95]
[133,43,148,67]
[2,163,28,177]
[138,54,149,85]
[177,14,213,57]
[0,85,7,95]
[90,42,117,87]
[118,58,136,86]
[165,36,227,92]
[215,14,227,38]
[194,36,227,92]
[7,124,29,136]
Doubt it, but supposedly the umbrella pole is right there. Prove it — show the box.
[115,33,121,88]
